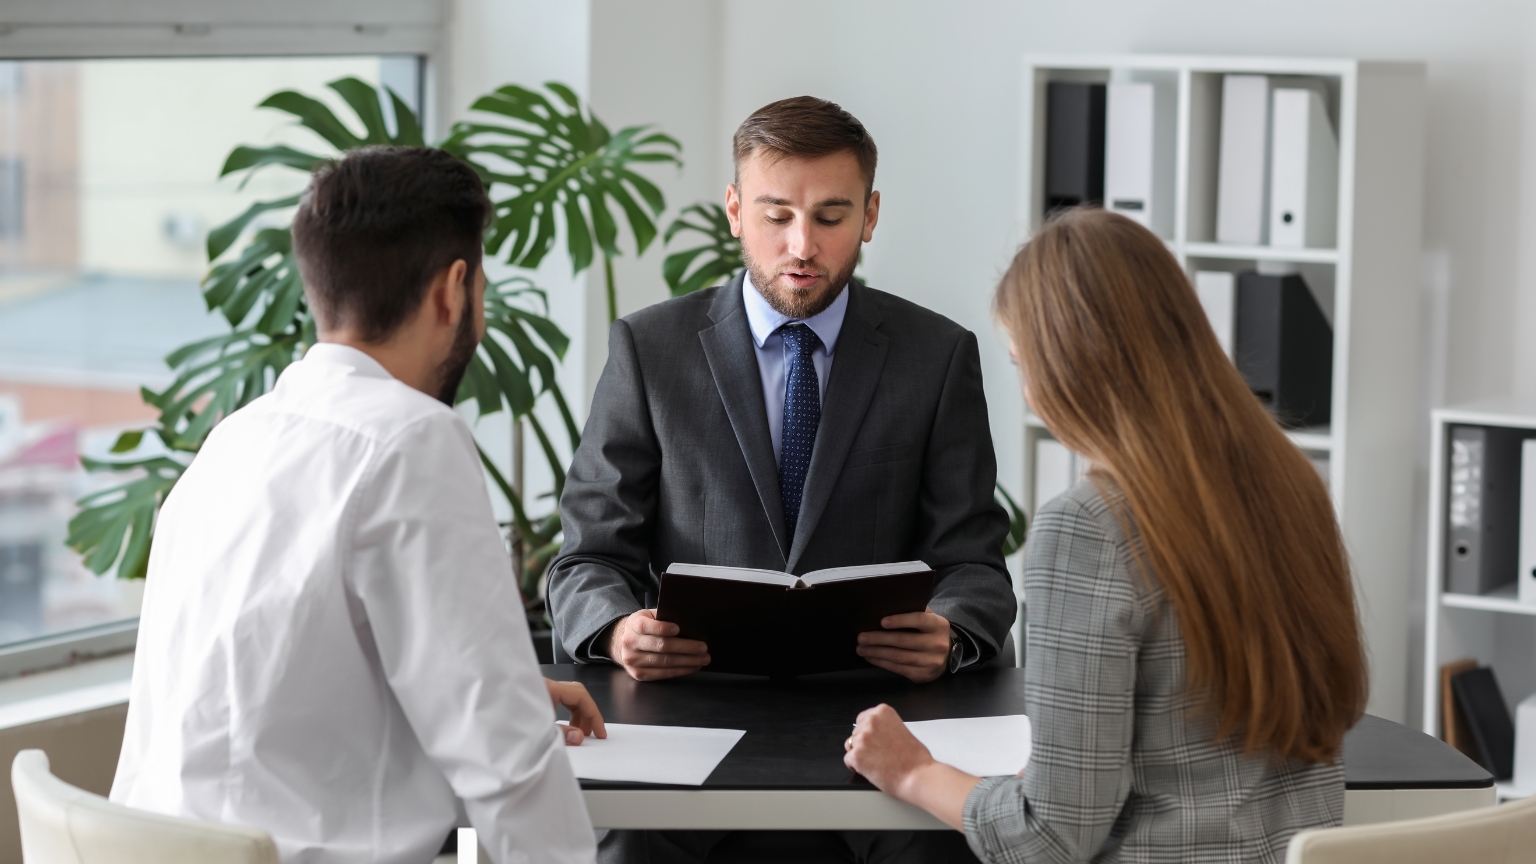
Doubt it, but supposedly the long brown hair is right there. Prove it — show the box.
[996,208,1365,763]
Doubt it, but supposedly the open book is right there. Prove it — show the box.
[655,561,934,677]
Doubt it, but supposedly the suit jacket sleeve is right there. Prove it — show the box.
[547,320,659,661]
[961,490,1143,863]
[917,330,1016,666]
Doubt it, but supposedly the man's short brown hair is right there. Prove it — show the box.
[732,96,878,199]
[292,146,490,343]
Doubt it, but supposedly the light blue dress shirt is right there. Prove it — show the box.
[742,275,849,464]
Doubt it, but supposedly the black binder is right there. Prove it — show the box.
[1234,271,1333,428]
[1450,666,1516,780]
[1044,81,1105,213]
[1446,424,1528,596]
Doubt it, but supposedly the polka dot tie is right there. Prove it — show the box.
[778,323,822,545]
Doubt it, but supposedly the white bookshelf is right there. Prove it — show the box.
[1017,55,1426,722]
[1423,401,1536,797]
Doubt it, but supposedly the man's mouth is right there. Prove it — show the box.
[779,269,824,290]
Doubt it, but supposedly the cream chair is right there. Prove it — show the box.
[11,749,278,864]
[1287,792,1536,863]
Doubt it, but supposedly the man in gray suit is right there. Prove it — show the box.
[549,95,1013,687]
[547,95,1010,862]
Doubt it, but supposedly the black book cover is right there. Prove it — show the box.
[1450,666,1516,779]
[654,565,934,677]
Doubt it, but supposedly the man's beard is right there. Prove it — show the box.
[435,290,479,406]
[744,243,860,320]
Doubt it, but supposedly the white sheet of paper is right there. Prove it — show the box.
[905,714,1032,777]
[560,722,746,786]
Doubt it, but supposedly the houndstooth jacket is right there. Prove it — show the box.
[963,479,1344,863]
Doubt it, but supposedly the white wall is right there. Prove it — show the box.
[443,0,593,516]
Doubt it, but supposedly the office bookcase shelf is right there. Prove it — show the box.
[1182,242,1341,264]
[1018,55,1425,721]
[1423,402,1536,783]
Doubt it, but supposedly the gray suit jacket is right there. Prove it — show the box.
[547,274,1015,665]
[963,480,1343,863]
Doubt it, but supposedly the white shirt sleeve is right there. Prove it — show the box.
[348,411,594,864]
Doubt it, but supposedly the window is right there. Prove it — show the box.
[0,54,422,670]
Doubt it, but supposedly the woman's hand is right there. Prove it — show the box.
[844,704,935,797]
[545,679,607,745]
[844,703,983,832]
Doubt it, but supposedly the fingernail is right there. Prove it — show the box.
[565,728,581,744]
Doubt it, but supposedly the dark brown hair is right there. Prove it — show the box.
[995,207,1366,764]
[292,146,491,343]
[732,96,878,198]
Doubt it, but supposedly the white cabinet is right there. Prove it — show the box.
[1017,55,1426,721]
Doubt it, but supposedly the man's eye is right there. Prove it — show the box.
[766,215,790,225]
[817,218,844,226]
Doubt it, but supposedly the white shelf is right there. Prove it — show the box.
[1497,782,1534,801]
[1285,427,1334,452]
[1441,585,1536,616]
[1182,242,1340,264]
[1424,406,1536,738]
[1023,55,1426,723]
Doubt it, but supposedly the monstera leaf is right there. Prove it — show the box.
[662,203,742,297]
[441,82,681,322]
[68,78,602,601]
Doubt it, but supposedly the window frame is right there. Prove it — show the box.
[0,7,444,679]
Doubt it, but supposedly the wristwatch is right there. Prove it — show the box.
[946,627,964,675]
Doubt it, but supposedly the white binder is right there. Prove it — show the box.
[1519,439,1536,603]
[1106,82,1154,228]
[1194,271,1236,359]
[1216,75,1271,245]
[1268,87,1339,249]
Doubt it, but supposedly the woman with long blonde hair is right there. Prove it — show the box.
[844,207,1366,862]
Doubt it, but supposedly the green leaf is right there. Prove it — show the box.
[661,203,742,296]
[259,89,363,151]
[385,87,425,146]
[452,82,680,275]
[110,430,144,453]
[995,483,1029,557]
[219,145,328,180]
[328,77,394,145]
[205,195,300,261]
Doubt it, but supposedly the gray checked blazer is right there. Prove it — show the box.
[963,479,1344,864]
[546,273,1016,665]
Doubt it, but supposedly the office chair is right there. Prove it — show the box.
[1286,791,1535,863]
[11,749,278,864]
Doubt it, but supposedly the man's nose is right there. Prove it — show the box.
[785,219,817,262]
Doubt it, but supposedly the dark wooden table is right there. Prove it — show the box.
[541,663,1493,829]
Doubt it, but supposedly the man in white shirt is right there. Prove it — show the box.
[111,147,600,864]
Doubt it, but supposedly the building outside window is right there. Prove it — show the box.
[0,54,420,661]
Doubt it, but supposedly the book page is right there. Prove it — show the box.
[666,563,796,587]
[800,560,930,586]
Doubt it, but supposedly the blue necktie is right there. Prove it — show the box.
[778,323,822,545]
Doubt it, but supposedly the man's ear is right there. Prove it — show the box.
[862,190,881,243]
[725,183,743,238]
[433,259,470,325]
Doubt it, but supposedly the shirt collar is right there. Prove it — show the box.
[303,342,395,380]
[742,274,849,355]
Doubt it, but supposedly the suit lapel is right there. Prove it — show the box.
[699,274,790,562]
[787,281,888,571]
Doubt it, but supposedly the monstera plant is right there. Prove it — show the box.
[661,204,1030,553]
[67,78,678,614]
